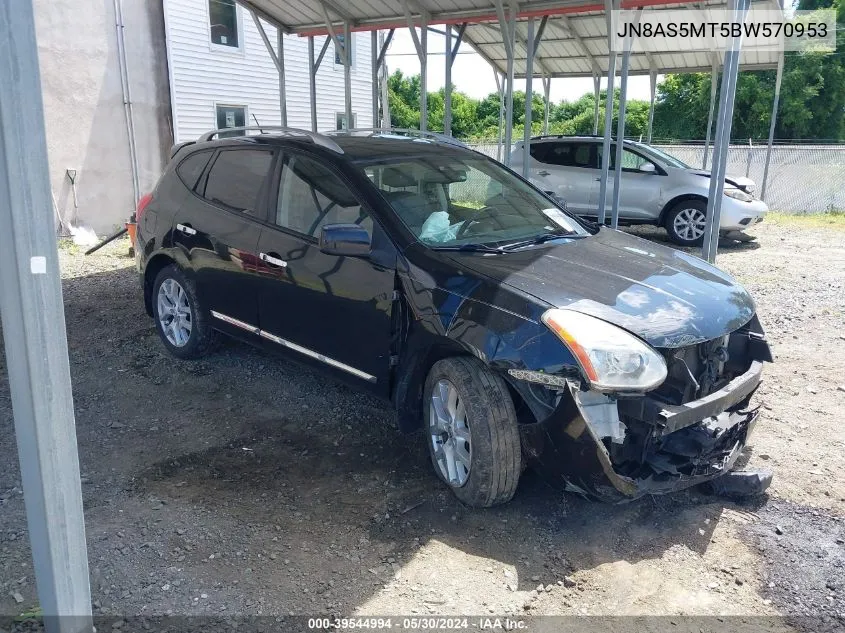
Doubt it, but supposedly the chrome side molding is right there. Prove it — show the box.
[209,311,376,383]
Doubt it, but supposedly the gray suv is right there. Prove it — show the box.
[510,136,767,246]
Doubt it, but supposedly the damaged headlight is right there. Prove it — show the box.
[541,309,667,392]
[724,188,753,202]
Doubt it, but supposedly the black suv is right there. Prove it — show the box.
[136,128,773,507]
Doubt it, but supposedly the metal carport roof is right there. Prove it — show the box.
[240,0,781,77]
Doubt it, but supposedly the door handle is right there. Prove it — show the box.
[176,223,197,236]
[260,252,287,268]
[537,170,550,176]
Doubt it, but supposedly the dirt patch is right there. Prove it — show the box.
[1,221,844,628]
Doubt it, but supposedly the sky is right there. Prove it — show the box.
[384,29,659,104]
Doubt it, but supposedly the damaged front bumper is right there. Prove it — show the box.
[518,361,764,502]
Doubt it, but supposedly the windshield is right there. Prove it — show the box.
[633,143,691,169]
[358,155,590,248]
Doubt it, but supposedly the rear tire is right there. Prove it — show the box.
[424,357,522,507]
[665,199,708,246]
[152,265,217,360]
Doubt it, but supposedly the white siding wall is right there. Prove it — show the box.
[164,0,373,142]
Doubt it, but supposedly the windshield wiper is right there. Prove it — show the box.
[431,242,508,254]
[500,232,581,250]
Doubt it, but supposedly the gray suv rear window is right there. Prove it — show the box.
[531,142,593,168]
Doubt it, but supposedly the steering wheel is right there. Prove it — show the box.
[455,206,499,239]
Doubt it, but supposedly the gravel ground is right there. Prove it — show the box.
[1,220,844,632]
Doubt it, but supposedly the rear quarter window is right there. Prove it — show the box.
[176,150,213,190]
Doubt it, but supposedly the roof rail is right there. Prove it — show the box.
[326,127,469,149]
[197,126,344,153]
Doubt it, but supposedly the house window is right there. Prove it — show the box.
[209,0,239,48]
[336,113,356,130]
[333,34,354,66]
[216,104,246,136]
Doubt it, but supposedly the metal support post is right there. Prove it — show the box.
[761,51,783,201]
[542,75,551,135]
[611,45,633,229]
[495,0,517,165]
[344,22,353,129]
[445,24,453,135]
[592,73,601,134]
[647,68,657,143]
[403,2,429,131]
[371,31,379,127]
[523,17,535,178]
[0,3,92,633]
[277,31,286,125]
[443,23,465,136]
[251,11,287,126]
[703,56,719,169]
[702,0,749,262]
[309,36,317,131]
[495,70,505,161]
[374,29,395,128]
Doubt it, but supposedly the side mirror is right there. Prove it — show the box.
[639,162,657,174]
[319,223,371,257]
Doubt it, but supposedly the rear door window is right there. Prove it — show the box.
[176,150,213,190]
[202,149,274,215]
[539,143,594,168]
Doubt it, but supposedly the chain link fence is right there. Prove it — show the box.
[463,140,845,213]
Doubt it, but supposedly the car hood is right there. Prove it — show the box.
[442,229,755,349]
[685,169,756,193]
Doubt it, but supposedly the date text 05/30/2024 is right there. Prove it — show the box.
[307,617,528,630]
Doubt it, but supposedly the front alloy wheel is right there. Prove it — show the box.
[666,200,708,246]
[429,379,472,487]
[423,357,521,507]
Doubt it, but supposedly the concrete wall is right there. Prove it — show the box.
[34,0,172,234]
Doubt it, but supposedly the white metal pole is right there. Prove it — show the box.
[420,23,428,131]
[543,76,551,135]
[277,31,287,126]
[445,24,453,135]
[702,0,749,262]
[611,45,632,229]
[380,32,392,128]
[495,70,504,161]
[372,30,379,127]
[703,57,719,169]
[309,36,318,131]
[597,56,616,224]
[523,18,536,178]
[761,52,784,201]
[0,3,93,633]
[647,68,657,143]
[592,73,601,134]
[503,2,516,165]
[344,22,353,128]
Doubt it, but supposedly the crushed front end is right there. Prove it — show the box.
[514,315,773,501]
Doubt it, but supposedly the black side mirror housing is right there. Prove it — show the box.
[319,223,371,257]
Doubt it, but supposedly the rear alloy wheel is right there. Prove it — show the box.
[665,200,708,246]
[424,357,521,507]
[152,265,217,359]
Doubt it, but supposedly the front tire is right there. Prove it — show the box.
[152,265,217,360]
[424,357,522,507]
[665,199,708,246]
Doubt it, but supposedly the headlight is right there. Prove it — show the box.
[541,309,667,391]
[724,188,753,202]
